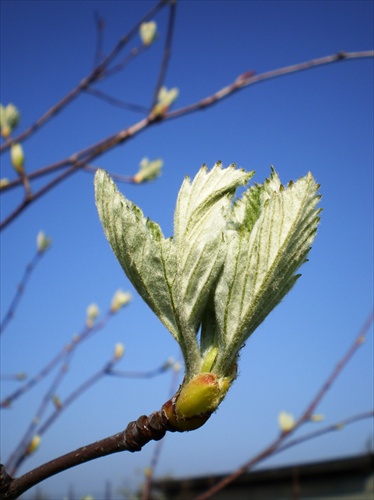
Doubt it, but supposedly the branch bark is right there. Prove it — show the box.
[1,50,373,231]
[0,407,178,500]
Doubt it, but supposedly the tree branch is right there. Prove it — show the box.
[1,407,178,500]
[1,50,372,232]
[0,0,168,153]
[195,310,374,500]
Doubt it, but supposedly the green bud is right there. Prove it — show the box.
[152,87,179,116]
[139,21,157,45]
[0,103,20,137]
[86,303,99,326]
[10,143,25,174]
[37,231,52,253]
[110,289,131,312]
[0,178,10,190]
[163,373,231,431]
[133,157,163,183]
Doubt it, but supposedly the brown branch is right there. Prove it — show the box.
[1,407,179,500]
[274,410,374,457]
[1,307,119,408]
[0,0,168,154]
[166,50,374,121]
[1,250,47,335]
[84,87,150,113]
[195,310,374,500]
[1,50,373,231]
[93,11,105,68]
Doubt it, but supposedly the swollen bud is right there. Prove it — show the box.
[10,143,25,175]
[139,21,157,46]
[26,435,41,454]
[163,373,231,431]
[0,103,20,137]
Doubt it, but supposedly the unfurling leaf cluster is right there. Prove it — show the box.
[95,162,321,395]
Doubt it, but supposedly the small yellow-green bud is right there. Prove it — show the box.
[37,231,52,253]
[152,87,179,117]
[162,373,231,431]
[53,395,62,410]
[0,178,10,189]
[86,303,99,326]
[114,342,125,360]
[27,434,41,454]
[110,289,131,312]
[139,21,157,45]
[10,143,25,175]
[175,373,230,418]
[309,413,325,422]
[133,158,163,183]
[1,103,20,137]
[278,411,295,432]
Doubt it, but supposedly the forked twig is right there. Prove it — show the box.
[0,0,168,154]
[1,50,372,232]
[1,249,48,335]
[194,310,374,500]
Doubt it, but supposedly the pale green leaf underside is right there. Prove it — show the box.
[95,169,180,340]
[95,165,254,378]
[213,172,321,373]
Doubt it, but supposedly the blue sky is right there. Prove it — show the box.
[1,1,373,498]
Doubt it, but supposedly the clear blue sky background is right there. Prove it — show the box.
[1,1,373,498]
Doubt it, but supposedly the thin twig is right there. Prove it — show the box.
[82,165,137,183]
[166,51,374,121]
[84,87,150,113]
[274,410,374,457]
[1,114,152,230]
[151,0,177,108]
[194,310,374,500]
[93,11,105,68]
[1,50,372,231]
[1,308,121,408]
[0,0,168,153]
[107,360,175,379]
[9,352,124,475]
[0,250,47,335]
[1,408,179,500]
[6,351,75,475]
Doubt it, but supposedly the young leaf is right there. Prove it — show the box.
[173,162,254,336]
[213,170,321,374]
[95,169,181,343]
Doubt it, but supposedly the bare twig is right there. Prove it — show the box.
[1,50,372,233]
[8,350,125,475]
[151,0,177,108]
[1,250,48,335]
[1,307,122,408]
[166,51,374,121]
[93,11,105,68]
[1,407,179,500]
[274,410,374,457]
[107,359,175,379]
[84,87,149,113]
[194,310,374,500]
[0,0,168,153]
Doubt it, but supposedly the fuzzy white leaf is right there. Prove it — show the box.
[174,162,254,334]
[95,170,180,341]
[213,170,321,373]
